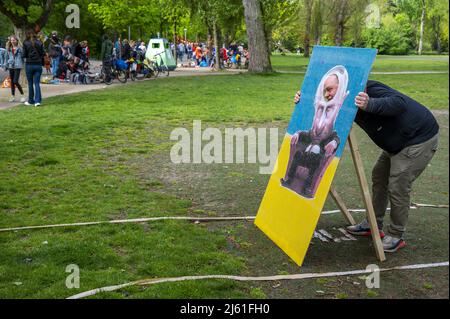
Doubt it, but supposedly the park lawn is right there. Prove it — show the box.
[0,72,448,299]
[271,53,449,73]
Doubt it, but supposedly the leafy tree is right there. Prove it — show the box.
[390,0,427,54]
[427,0,449,53]
[0,0,54,40]
[188,0,243,69]
[0,13,14,40]
[261,0,295,53]
[88,0,161,38]
[362,13,412,54]
[44,0,104,57]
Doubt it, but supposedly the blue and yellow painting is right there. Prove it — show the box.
[255,46,377,266]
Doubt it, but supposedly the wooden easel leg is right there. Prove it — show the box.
[348,128,386,262]
[330,186,356,226]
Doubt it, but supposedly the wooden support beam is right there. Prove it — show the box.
[330,186,356,226]
[348,128,386,262]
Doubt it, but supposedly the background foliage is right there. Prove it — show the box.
[0,0,448,57]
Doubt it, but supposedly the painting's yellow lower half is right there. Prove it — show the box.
[255,135,340,266]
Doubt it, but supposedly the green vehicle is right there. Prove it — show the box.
[145,38,177,71]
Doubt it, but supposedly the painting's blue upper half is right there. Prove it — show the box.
[287,46,377,158]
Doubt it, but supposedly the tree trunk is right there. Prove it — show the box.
[1,0,54,43]
[242,0,272,73]
[159,20,164,38]
[312,0,323,45]
[207,24,213,62]
[13,26,27,43]
[173,20,177,62]
[304,0,313,57]
[224,32,230,49]
[334,0,348,46]
[436,21,442,54]
[431,16,442,54]
[418,1,426,55]
[213,21,220,71]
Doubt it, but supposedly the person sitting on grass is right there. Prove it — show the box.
[294,80,439,253]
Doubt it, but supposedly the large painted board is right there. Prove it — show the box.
[255,46,377,266]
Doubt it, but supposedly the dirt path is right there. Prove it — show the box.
[0,67,244,111]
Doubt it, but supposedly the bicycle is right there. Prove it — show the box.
[129,55,155,81]
[151,51,170,78]
[101,58,128,85]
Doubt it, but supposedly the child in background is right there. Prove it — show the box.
[44,53,52,74]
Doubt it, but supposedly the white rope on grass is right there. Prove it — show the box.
[0,203,447,233]
[66,261,449,299]
[412,203,450,209]
[0,216,257,233]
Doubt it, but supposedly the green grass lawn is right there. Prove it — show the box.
[271,53,449,73]
[0,68,448,298]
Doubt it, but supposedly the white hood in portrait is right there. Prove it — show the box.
[314,65,349,112]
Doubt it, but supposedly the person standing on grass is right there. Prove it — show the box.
[114,37,122,59]
[195,45,203,66]
[122,39,131,61]
[5,35,26,103]
[138,41,147,54]
[178,41,185,63]
[294,80,439,253]
[48,31,62,79]
[100,34,114,83]
[22,30,45,107]
[187,42,193,61]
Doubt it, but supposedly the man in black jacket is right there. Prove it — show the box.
[48,31,62,78]
[294,80,439,253]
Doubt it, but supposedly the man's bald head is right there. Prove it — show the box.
[323,74,339,102]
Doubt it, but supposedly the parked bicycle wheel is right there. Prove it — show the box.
[130,70,137,81]
[103,74,113,85]
[101,69,113,85]
[160,65,169,77]
[139,65,154,80]
[135,69,145,80]
[101,61,113,85]
[153,65,161,78]
[117,70,128,83]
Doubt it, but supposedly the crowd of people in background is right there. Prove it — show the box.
[0,29,94,106]
[0,30,131,105]
[0,30,46,106]
[0,29,251,107]
[111,36,148,61]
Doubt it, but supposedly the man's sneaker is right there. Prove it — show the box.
[24,102,32,106]
[382,235,406,253]
[35,103,42,107]
[20,97,26,103]
[346,220,385,238]
[8,96,15,102]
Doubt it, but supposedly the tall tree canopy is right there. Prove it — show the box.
[0,0,448,62]
[0,0,54,40]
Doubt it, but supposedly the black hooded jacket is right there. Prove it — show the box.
[354,80,439,154]
[23,39,45,65]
